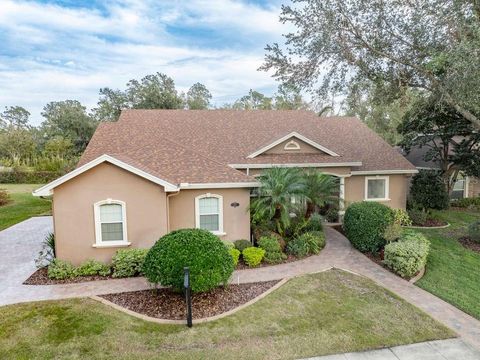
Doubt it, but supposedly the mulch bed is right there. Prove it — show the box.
[415,218,448,227]
[23,267,131,285]
[458,237,480,253]
[100,280,279,320]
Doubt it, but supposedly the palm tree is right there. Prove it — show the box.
[303,172,339,218]
[250,167,306,235]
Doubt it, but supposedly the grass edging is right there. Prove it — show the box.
[90,278,289,325]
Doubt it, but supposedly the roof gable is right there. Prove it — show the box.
[247,132,339,159]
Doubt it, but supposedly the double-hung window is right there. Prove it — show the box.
[195,194,224,235]
[93,199,129,247]
[365,176,389,201]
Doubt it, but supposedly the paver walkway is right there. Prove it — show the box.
[2,217,480,354]
[307,339,480,360]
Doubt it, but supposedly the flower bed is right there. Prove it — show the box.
[23,267,138,285]
[99,280,279,320]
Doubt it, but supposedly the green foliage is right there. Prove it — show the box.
[232,89,273,110]
[257,236,286,264]
[384,232,430,278]
[286,231,325,258]
[304,213,323,232]
[453,197,480,210]
[325,207,339,223]
[383,223,402,243]
[35,232,56,268]
[112,248,148,278]
[303,172,338,218]
[241,247,265,267]
[468,221,480,243]
[222,240,235,250]
[0,170,63,184]
[409,170,449,210]
[0,189,10,206]
[407,209,428,226]
[229,248,241,267]
[392,208,412,226]
[234,239,252,252]
[186,82,212,109]
[343,202,394,253]
[75,259,111,277]
[47,259,75,280]
[142,229,234,293]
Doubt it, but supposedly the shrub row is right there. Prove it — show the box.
[452,197,480,209]
[384,231,430,278]
[0,170,64,184]
[258,236,286,264]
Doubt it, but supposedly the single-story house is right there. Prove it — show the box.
[399,144,480,199]
[34,110,417,265]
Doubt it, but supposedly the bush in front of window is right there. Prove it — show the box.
[112,248,149,278]
[75,259,111,277]
[241,247,265,267]
[47,259,76,280]
[409,170,449,210]
[257,236,287,264]
[384,231,430,278]
[142,229,234,293]
[343,202,394,253]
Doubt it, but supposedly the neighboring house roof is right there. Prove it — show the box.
[398,146,441,170]
[35,110,417,195]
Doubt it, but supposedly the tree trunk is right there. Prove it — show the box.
[305,202,315,219]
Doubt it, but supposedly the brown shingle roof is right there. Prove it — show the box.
[79,110,416,184]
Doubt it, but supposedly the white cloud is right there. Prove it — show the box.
[0,0,287,124]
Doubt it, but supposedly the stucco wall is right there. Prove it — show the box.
[468,177,480,198]
[344,174,409,209]
[169,188,251,241]
[53,162,168,265]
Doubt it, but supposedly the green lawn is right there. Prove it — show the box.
[0,270,452,360]
[0,184,51,231]
[416,209,480,319]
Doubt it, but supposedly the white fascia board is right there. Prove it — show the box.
[179,182,260,189]
[33,154,179,196]
[229,162,362,169]
[351,169,419,175]
[246,132,339,158]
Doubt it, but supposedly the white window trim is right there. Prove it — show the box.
[195,193,225,236]
[284,140,301,150]
[93,199,130,248]
[364,176,390,201]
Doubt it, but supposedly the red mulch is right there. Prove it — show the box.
[100,280,279,320]
[458,237,480,253]
[23,267,131,285]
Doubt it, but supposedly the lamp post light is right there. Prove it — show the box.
[184,267,193,328]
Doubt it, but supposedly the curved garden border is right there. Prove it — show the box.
[90,278,288,325]
[402,223,450,230]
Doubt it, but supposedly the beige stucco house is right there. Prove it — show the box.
[34,110,417,265]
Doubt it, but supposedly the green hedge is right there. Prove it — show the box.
[112,248,148,278]
[142,229,234,293]
[384,231,430,278]
[343,202,394,253]
[257,236,286,264]
[242,247,265,267]
[453,197,480,209]
[0,170,63,184]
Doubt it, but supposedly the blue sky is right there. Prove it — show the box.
[0,0,289,124]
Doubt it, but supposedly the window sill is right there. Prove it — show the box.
[211,231,227,236]
[92,242,131,248]
[364,198,391,202]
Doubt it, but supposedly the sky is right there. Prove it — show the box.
[0,0,289,124]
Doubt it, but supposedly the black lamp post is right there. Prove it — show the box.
[184,267,192,328]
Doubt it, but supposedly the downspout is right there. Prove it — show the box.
[166,189,180,232]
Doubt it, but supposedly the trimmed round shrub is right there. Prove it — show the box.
[112,248,148,278]
[392,208,412,226]
[286,231,325,257]
[234,239,253,252]
[257,236,286,264]
[47,259,75,280]
[143,229,234,293]
[343,202,394,253]
[410,170,449,210]
[75,259,111,277]
[242,247,265,267]
[384,232,430,278]
[229,248,241,266]
[407,209,427,226]
[468,221,480,243]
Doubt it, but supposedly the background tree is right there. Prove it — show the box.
[186,83,212,110]
[41,100,97,155]
[93,88,129,122]
[43,136,74,159]
[400,96,480,193]
[262,0,480,128]
[0,106,31,130]
[233,89,273,110]
[273,84,308,110]
[0,128,36,165]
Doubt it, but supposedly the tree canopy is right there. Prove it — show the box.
[262,0,480,128]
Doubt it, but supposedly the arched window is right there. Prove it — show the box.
[195,193,224,235]
[93,199,129,247]
[284,140,301,150]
